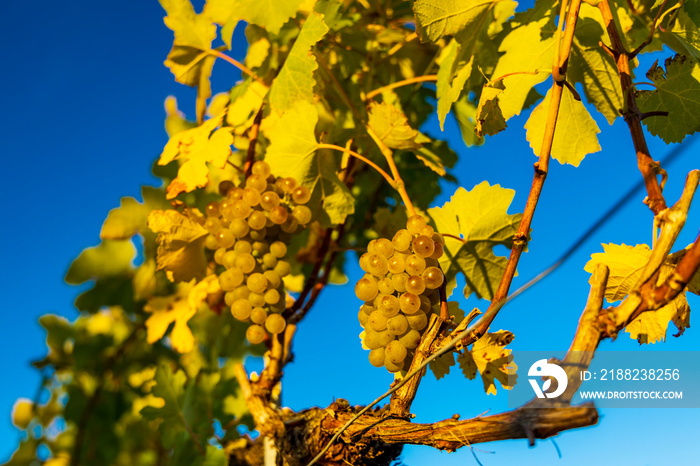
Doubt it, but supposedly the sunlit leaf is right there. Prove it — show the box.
[148,210,209,282]
[367,101,422,150]
[428,182,523,300]
[636,54,700,143]
[524,86,601,166]
[469,330,517,395]
[269,11,329,113]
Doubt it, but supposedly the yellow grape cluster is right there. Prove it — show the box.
[203,161,312,344]
[356,215,445,373]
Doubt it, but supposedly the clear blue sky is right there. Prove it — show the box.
[1,1,699,465]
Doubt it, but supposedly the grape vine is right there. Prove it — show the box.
[7,1,700,466]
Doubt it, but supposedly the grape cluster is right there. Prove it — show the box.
[356,215,445,373]
[203,161,312,344]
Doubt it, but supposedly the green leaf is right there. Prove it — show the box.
[636,54,700,144]
[203,446,228,466]
[160,0,217,123]
[266,101,354,225]
[568,8,624,125]
[204,0,304,34]
[475,81,507,137]
[436,39,474,129]
[160,0,216,48]
[367,101,422,150]
[428,182,523,301]
[489,19,554,119]
[74,275,134,313]
[429,352,455,380]
[269,11,329,114]
[101,187,170,240]
[65,240,136,285]
[660,8,700,61]
[453,96,484,146]
[524,86,601,166]
[414,137,458,176]
[414,0,500,44]
[141,364,187,423]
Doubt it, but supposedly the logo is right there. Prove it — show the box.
[528,359,568,398]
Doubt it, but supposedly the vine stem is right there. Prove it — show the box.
[205,49,266,85]
[317,143,395,187]
[365,127,416,216]
[364,75,438,101]
[596,0,668,214]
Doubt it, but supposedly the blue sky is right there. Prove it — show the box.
[1,1,699,465]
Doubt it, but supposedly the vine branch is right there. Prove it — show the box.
[597,0,668,214]
[364,75,438,101]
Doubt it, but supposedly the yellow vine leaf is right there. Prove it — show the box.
[467,329,517,395]
[489,19,554,120]
[160,0,218,122]
[367,101,422,150]
[158,113,233,199]
[524,86,601,167]
[148,210,209,282]
[144,275,220,353]
[584,243,692,344]
[428,182,522,301]
[584,243,652,301]
[436,39,474,130]
[269,11,329,114]
[203,0,305,35]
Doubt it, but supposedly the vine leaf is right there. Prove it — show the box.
[660,8,700,62]
[148,210,209,283]
[141,363,187,423]
[160,0,218,123]
[569,8,623,125]
[367,101,422,150]
[269,11,329,114]
[65,240,136,285]
[158,114,233,199]
[436,39,474,129]
[584,243,692,344]
[453,96,484,146]
[414,137,458,176]
[428,182,523,301]
[489,18,554,120]
[203,0,304,35]
[457,351,477,379]
[584,243,652,301]
[101,187,170,241]
[143,276,220,353]
[475,81,507,137]
[429,352,456,380]
[227,80,270,130]
[636,54,700,144]
[469,330,517,395]
[413,0,499,44]
[266,101,354,225]
[525,86,601,166]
